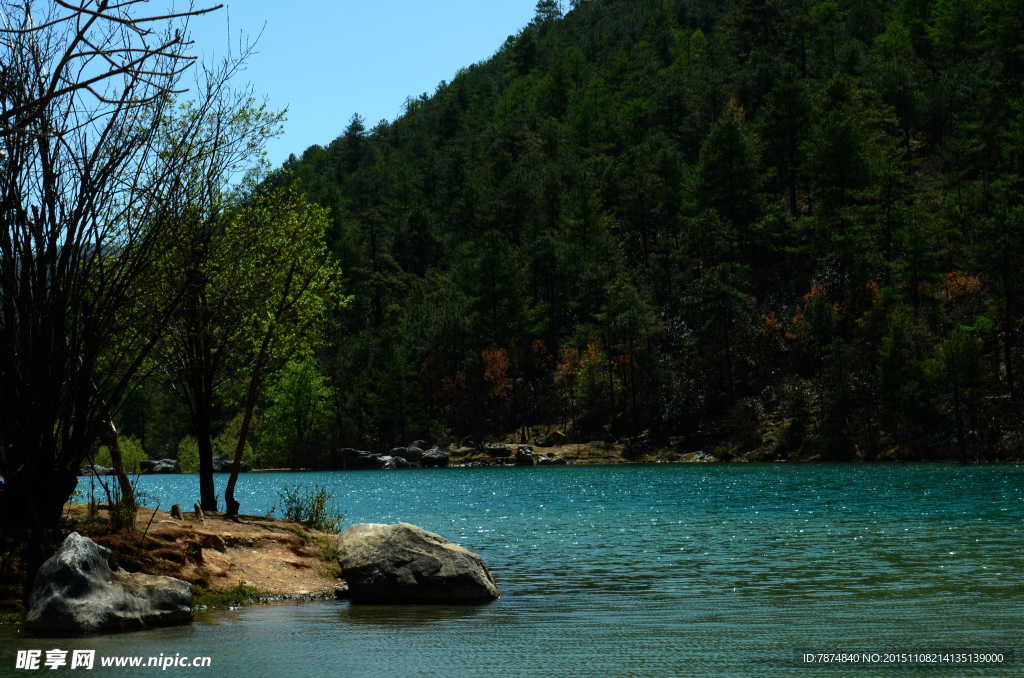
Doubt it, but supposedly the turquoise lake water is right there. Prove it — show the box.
[2,464,1022,677]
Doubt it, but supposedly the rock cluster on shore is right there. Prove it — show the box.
[140,459,181,474]
[341,445,450,469]
[78,457,249,476]
[25,532,192,633]
[211,457,249,473]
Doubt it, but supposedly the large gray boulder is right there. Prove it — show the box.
[516,445,535,466]
[534,434,555,448]
[420,447,450,467]
[398,446,424,462]
[390,446,423,462]
[537,453,567,465]
[337,523,499,603]
[25,533,192,633]
[140,459,180,475]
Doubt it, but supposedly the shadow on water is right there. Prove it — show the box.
[335,599,495,627]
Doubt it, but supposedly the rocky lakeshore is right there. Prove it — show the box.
[0,505,345,628]
[2,504,507,630]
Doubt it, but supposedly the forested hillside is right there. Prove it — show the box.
[148,0,1024,464]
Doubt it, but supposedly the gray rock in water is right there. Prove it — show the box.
[420,447,450,467]
[170,504,184,520]
[25,533,192,633]
[534,434,555,448]
[79,464,114,476]
[392,456,411,468]
[140,459,180,474]
[338,523,499,603]
[516,446,535,466]
[483,444,512,458]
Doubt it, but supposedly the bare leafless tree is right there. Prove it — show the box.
[0,0,275,541]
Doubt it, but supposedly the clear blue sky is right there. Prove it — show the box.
[184,1,541,168]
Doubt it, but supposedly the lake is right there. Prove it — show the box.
[2,464,1022,677]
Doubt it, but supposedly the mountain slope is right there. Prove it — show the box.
[275,0,1024,462]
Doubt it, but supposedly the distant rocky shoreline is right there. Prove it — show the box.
[79,430,1008,480]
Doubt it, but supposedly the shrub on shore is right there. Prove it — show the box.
[269,483,345,534]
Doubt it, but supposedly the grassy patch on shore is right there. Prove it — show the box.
[0,601,25,625]
[192,581,264,609]
[314,536,341,579]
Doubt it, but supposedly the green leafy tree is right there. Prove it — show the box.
[178,436,201,474]
[261,358,335,469]
[153,182,341,512]
[93,437,147,475]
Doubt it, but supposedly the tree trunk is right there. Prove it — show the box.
[89,383,135,509]
[97,418,134,510]
[225,262,298,515]
[225,332,273,516]
[196,416,217,512]
[224,383,259,516]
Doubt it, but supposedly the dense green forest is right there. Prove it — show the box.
[124,0,1024,465]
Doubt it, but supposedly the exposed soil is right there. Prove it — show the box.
[64,505,341,597]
